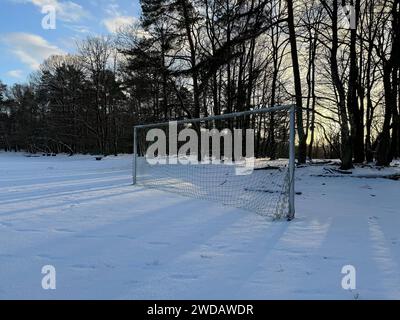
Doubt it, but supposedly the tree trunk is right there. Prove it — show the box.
[347,0,364,163]
[286,0,307,163]
[328,0,353,169]
[376,0,399,165]
[179,0,200,118]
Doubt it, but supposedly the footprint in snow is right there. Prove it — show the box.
[71,264,97,270]
[15,228,41,233]
[117,235,136,240]
[53,228,76,233]
[0,222,13,228]
[125,280,140,285]
[148,241,171,246]
[74,234,101,239]
[145,260,161,267]
[36,254,63,260]
[170,274,198,280]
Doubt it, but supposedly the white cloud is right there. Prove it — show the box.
[65,24,91,34]
[103,16,137,33]
[104,2,121,17]
[2,33,65,70]
[7,69,24,79]
[101,1,137,34]
[14,0,89,22]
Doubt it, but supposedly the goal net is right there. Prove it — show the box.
[133,105,295,220]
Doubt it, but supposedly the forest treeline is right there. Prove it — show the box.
[0,0,399,168]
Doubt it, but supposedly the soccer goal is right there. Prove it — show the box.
[133,105,296,220]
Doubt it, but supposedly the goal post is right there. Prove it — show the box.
[288,104,295,220]
[133,105,296,220]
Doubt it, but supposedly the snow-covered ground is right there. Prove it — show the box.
[0,152,399,299]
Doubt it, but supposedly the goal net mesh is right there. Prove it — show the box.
[134,108,292,219]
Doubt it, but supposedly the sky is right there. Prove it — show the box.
[0,0,141,85]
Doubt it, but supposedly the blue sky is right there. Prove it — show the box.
[0,0,141,85]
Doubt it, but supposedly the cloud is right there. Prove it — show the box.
[13,0,89,22]
[7,70,24,79]
[104,2,121,17]
[2,33,65,70]
[65,24,91,34]
[101,1,137,34]
[103,16,137,33]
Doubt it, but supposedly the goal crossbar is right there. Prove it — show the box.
[134,104,294,129]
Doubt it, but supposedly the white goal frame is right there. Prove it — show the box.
[132,104,296,220]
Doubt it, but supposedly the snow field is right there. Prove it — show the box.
[0,152,399,299]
